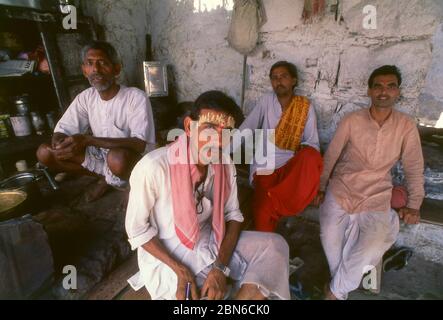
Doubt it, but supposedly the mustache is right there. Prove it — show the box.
[376,95,390,99]
[88,73,106,80]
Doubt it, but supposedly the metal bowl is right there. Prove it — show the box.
[0,172,45,216]
[0,172,36,190]
[0,190,27,221]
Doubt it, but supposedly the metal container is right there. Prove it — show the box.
[10,115,33,136]
[45,111,57,131]
[14,94,31,115]
[0,172,39,192]
[31,112,46,135]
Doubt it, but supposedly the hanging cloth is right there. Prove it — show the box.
[227,0,266,55]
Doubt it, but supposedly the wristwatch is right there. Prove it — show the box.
[212,260,230,277]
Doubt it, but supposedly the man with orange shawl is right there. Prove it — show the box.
[237,61,323,232]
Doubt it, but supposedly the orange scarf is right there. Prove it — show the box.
[274,96,310,152]
[167,134,231,250]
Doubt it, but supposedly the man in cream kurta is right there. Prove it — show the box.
[125,90,290,300]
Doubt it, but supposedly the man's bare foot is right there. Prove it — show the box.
[54,172,74,182]
[85,178,110,202]
[324,283,338,300]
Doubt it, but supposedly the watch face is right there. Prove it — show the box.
[213,262,230,276]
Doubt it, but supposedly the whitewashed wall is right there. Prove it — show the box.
[149,0,243,105]
[149,0,443,148]
[82,0,151,87]
[81,0,443,147]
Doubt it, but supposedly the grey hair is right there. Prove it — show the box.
[80,41,121,65]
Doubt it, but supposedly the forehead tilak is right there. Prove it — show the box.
[198,112,235,128]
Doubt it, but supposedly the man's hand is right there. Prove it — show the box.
[53,134,89,161]
[175,265,199,300]
[51,133,68,149]
[312,190,325,207]
[201,268,227,300]
[398,207,420,225]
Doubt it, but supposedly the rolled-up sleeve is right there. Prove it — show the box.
[224,165,244,223]
[125,158,159,250]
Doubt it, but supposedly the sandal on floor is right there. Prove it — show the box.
[382,246,413,272]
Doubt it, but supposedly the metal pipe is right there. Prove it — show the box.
[240,55,247,111]
[38,22,70,112]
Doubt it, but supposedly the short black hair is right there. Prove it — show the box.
[81,41,121,65]
[269,61,298,79]
[368,65,402,88]
[190,91,244,128]
[176,101,194,129]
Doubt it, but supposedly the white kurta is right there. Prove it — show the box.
[125,147,246,300]
[54,85,156,153]
[125,146,291,300]
[237,93,320,183]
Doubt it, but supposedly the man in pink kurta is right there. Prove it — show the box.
[313,65,425,300]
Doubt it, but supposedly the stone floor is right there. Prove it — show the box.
[27,170,443,300]
[349,254,443,300]
[278,216,443,300]
[26,171,254,300]
[32,175,132,299]
[86,201,443,301]
[86,216,443,301]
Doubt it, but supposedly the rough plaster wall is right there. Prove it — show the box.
[246,0,443,147]
[150,0,243,104]
[81,0,151,88]
[150,0,443,148]
[419,23,443,125]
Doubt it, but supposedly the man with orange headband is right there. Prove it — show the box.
[125,91,290,300]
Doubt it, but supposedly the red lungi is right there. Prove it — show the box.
[252,146,323,232]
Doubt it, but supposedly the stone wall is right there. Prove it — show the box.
[149,0,243,105]
[78,0,443,199]
[149,0,443,148]
[81,0,151,88]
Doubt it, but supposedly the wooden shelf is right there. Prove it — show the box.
[0,72,52,82]
[0,134,49,159]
